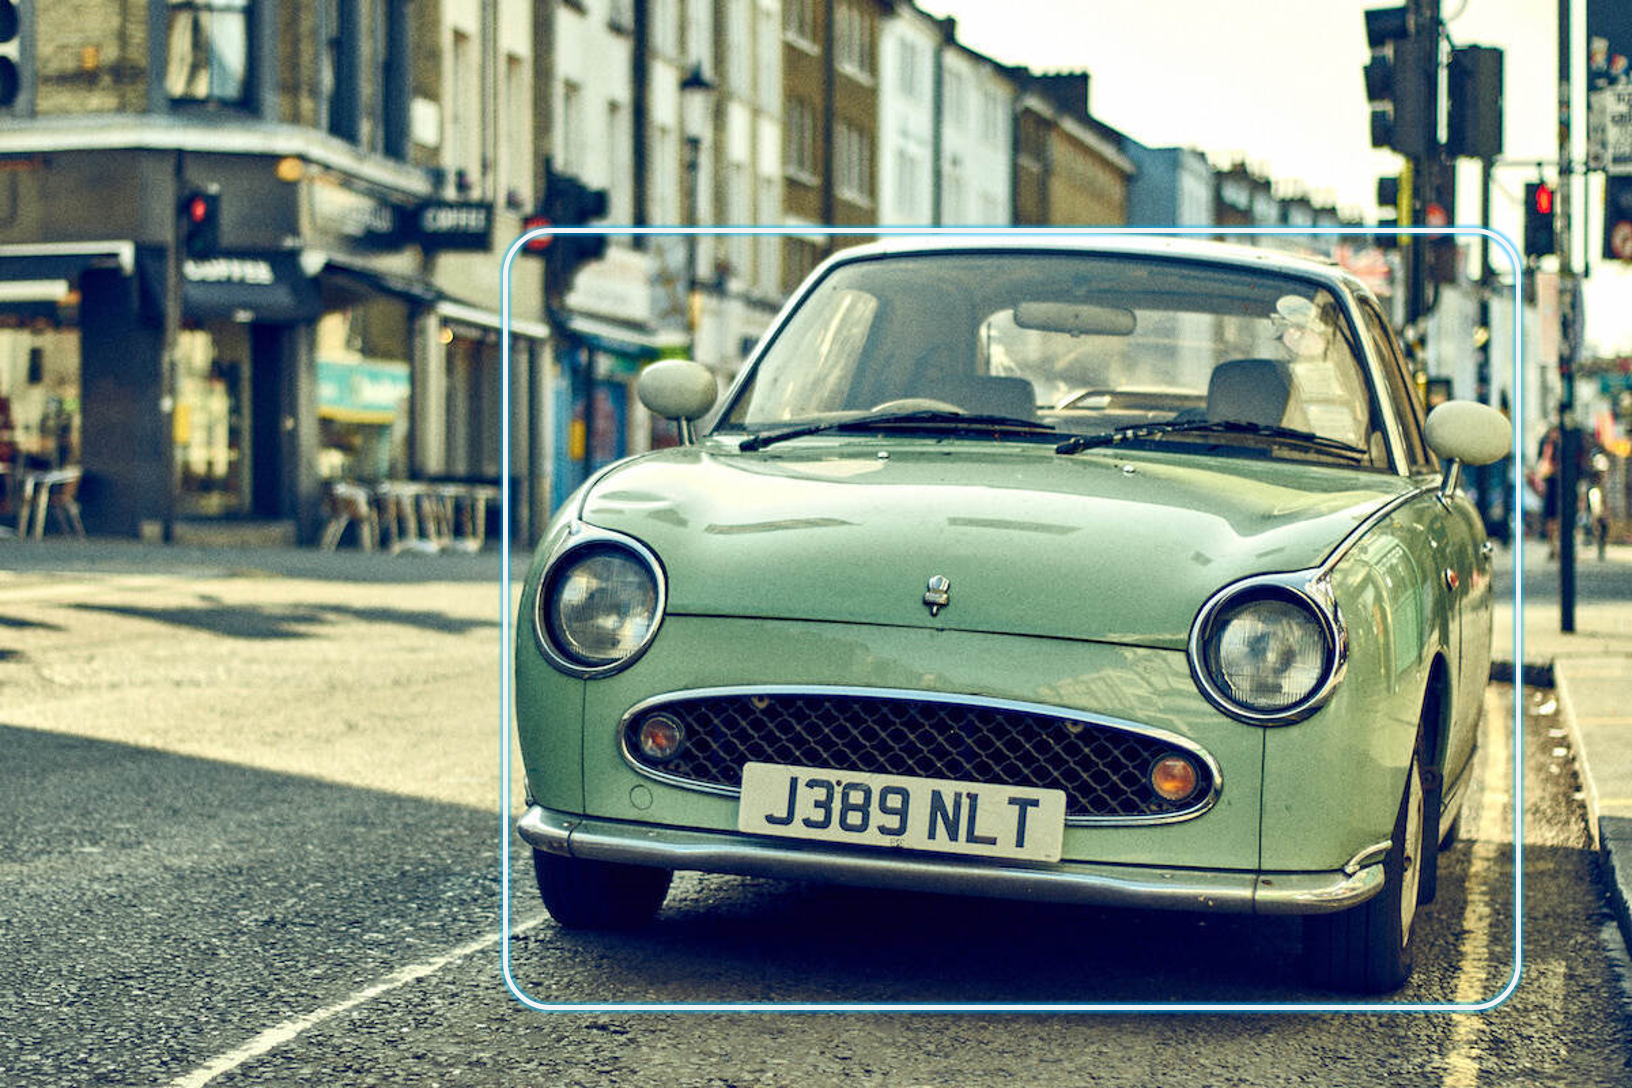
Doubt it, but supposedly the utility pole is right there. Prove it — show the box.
[1558,0,1579,631]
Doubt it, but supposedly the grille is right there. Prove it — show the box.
[622,691,1215,822]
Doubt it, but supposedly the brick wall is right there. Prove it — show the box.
[35,0,148,114]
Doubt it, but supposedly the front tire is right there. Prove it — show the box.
[533,849,673,930]
[1303,746,1426,993]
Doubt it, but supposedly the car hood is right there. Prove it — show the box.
[573,440,1413,650]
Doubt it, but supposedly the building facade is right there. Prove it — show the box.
[0,0,551,543]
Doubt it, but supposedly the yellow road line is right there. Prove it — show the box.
[1440,688,1515,1087]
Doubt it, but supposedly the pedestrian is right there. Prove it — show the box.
[1535,425,1562,559]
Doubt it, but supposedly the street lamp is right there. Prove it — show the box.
[679,62,715,343]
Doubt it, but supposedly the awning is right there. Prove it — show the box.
[320,255,441,305]
[0,241,136,318]
[436,298,551,343]
[558,312,679,361]
[137,249,322,324]
[0,241,137,280]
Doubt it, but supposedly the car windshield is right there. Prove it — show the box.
[718,251,1390,467]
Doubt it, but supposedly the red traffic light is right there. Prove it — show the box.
[522,214,553,251]
[186,195,211,224]
[1533,183,1554,216]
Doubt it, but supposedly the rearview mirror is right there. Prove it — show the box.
[637,359,717,443]
[1424,400,1511,500]
[1013,301,1136,336]
[1424,400,1511,466]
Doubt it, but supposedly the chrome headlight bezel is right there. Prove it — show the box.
[533,526,667,678]
[1187,570,1347,725]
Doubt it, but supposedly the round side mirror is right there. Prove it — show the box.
[637,359,717,422]
[1423,400,1511,467]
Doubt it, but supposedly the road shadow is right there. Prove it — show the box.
[65,601,497,640]
[1,722,511,1088]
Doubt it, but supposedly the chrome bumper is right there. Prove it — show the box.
[517,805,1385,917]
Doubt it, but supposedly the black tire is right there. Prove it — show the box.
[1417,750,1444,906]
[1303,745,1426,993]
[533,849,673,930]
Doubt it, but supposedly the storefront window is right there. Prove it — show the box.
[167,0,251,104]
[316,305,411,482]
[0,327,81,515]
[173,325,251,517]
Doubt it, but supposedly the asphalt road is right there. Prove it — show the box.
[2,555,1630,1086]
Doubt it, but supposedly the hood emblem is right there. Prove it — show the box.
[923,575,951,616]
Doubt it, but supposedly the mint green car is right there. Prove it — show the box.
[516,238,1511,993]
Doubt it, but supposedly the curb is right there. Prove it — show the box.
[1491,655,1632,960]
[1602,817,1632,963]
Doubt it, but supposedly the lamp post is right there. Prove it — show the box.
[679,63,714,354]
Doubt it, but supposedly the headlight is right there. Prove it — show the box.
[1189,575,1345,724]
[536,534,665,675]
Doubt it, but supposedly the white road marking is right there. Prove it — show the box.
[166,914,545,1088]
[1440,688,1516,1088]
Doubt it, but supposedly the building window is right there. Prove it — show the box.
[943,69,967,130]
[728,161,751,279]
[835,120,871,203]
[785,98,816,180]
[503,53,529,210]
[654,0,680,57]
[166,0,250,104]
[784,0,816,49]
[757,175,779,296]
[757,4,779,109]
[834,0,873,79]
[944,161,964,224]
[893,147,922,220]
[655,124,679,223]
[784,235,821,294]
[897,38,921,99]
[727,0,751,94]
[560,80,584,176]
[980,87,1004,145]
[450,29,481,194]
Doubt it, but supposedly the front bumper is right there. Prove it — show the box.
[517,804,1385,916]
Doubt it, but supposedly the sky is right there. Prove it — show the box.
[918,0,1632,354]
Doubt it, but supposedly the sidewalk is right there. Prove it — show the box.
[1492,537,1632,961]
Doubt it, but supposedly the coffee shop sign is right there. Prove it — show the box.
[417,202,492,250]
[183,258,277,285]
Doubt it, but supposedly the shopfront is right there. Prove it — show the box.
[314,275,418,485]
[0,244,128,527]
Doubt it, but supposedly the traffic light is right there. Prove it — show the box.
[1524,181,1556,258]
[540,163,609,302]
[0,0,22,111]
[1446,45,1503,160]
[180,188,220,258]
[1364,5,1436,159]
[1374,176,1401,249]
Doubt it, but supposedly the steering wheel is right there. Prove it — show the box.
[869,398,966,414]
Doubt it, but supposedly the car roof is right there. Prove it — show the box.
[824,233,1373,300]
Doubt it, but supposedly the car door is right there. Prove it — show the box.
[1360,298,1484,782]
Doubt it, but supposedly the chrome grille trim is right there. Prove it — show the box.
[616,685,1222,827]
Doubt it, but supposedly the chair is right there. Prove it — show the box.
[319,481,378,551]
[23,467,85,539]
[1206,358,1295,427]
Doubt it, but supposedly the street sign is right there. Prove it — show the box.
[1588,0,1632,171]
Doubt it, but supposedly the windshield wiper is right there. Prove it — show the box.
[1055,419,1368,460]
[739,410,1055,452]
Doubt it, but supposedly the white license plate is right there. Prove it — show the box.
[737,762,1065,863]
